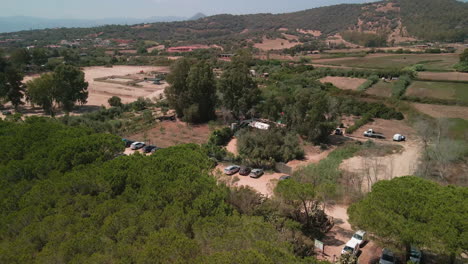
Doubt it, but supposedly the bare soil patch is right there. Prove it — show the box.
[412,103,468,119]
[254,36,301,51]
[320,205,382,263]
[319,76,367,91]
[297,29,322,37]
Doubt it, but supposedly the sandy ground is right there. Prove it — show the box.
[412,103,468,119]
[318,205,382,263]
[319,76,367,91]
[226,138,239,155]
[254,36,301,51]
[14,66,170,117]
[417,71,468,82]
[340,119,422,192]
[297,29,322,37]
[84,66,170,106]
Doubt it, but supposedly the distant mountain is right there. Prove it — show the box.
[0,16,187,33]
[1,0,467,44]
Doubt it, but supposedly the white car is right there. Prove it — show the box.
[350,230,366,247]
[130,142,145,150]
[224,165,240,175]
[393,134,406,142]
[341,239,359,255]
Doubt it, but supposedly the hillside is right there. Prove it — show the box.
[0,0,466,47]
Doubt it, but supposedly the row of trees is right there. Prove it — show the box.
[165,51,260,123]
[0,52,25,110]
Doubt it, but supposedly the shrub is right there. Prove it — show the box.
[392,75,412,98]
[108,96,123,107]
[208,127,233,146]
[357,75,379,91]
[237,128,304,168]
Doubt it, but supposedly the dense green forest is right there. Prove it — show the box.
[0,118,329,263]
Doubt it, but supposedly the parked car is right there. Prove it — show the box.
[279,175,291,181]
[379,248,396,264]
[341,239,359,255]
[143,145,158,153]
[122,139,135,148]
[130,142,145,150]
[393,134,406,142]
[239,166,251,176]
[249,169,264,178]
[364,129,385,139]
[224,165,240,175]
[1,110,12,115]
[409,246,422,263]
[350,230,366,247]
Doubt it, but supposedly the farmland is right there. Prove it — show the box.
[319,76,367,91]
[366,80,394,97]
[412,103,468,119]
[313,53,459,71]
[405,81,468,103]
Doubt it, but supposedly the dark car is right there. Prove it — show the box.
[335,128,343,135]
[2,110,12,116]
[143,145,158,153]
[279,175,291,181]
[122,139,135,148]
[239,166,251,176]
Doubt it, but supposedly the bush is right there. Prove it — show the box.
[108,96,123,107]
[208,127,233,146]
[346,114,373,134]
[392,75,412,98]
[237,128,304,168]
[357,75,379,91]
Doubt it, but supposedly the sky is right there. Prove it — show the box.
[1,0,377,19]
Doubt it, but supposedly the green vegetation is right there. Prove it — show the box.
[108,96,123,107]
[318,54,459,71]
[0,54,25,109]
[26,65,89,115]
[357,75,379,91]
[237,128,304,168]
[219,52,261,119]
[392,75,412,98]
[348,176,468,263]
[404,81,468,104]
[165,58,217,123]
[0,118,329,263]
[454,48,468,73]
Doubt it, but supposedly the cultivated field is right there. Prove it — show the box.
[314,53,459,71]
[366,80,393,97]
[406,81,468,103]
[319,76,367,91]
[417,71,468,82]
[412,103,468,119]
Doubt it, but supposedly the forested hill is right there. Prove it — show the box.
[1,0,467,44]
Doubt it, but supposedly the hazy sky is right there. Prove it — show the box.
[1,0,377,19]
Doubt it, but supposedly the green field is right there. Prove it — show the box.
[448,118,468,140]
[316,54,459,71]
[366,80,393,97]
[406,81,468,103]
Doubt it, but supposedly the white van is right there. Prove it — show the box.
[341,239,360,255]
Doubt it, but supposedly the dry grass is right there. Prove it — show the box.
[319,76,367,91]
[254,36,301,51]
[406,81,468,103]
[412,103,468,119]
[417,72,468,82]
[366,80,393,97]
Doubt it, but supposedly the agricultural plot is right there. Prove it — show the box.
[319,76,367,91]
[366,80,393,97]
[313,53,459,71]
[406,81,468,103]
[417,71,468,82]
[412,103,468,120]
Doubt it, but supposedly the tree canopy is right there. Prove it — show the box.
[165,58,217,123]
[348,176,468,262]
